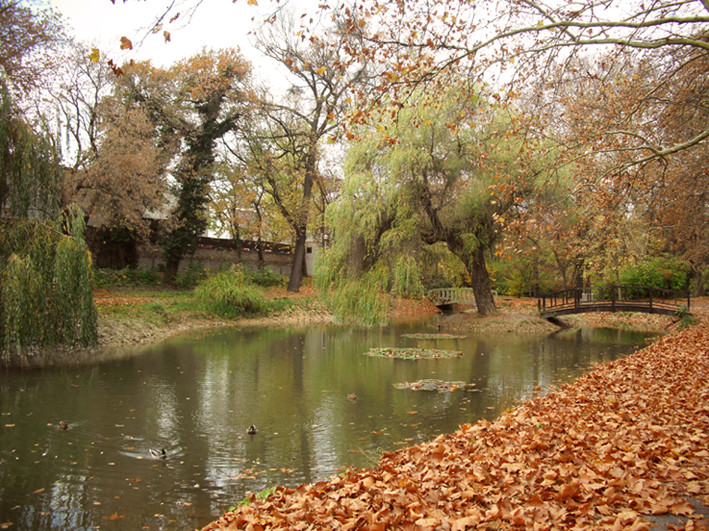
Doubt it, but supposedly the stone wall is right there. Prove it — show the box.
[136,238,322,277]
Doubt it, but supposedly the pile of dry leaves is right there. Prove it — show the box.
[202,322,709,530]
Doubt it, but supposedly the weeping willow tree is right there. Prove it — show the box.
[317,86,543,324]
[0,83,97,363]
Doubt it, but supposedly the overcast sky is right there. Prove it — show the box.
[49,0,305,89]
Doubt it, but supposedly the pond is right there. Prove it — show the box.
[0,319,654,529]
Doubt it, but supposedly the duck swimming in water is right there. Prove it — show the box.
[247,425,258,435]
[57,421,69,430]
[149,448,167,459]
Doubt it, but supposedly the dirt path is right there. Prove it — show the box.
[201,319,709,530]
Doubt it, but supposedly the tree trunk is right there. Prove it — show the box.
[692,263,706,297]
[286,144,317,293]
[468,245,496,316]
[572,260,585,289]
[288,229,307,292]
[446,235,496,316]
[164,257,180,284]
[256,237,265,270]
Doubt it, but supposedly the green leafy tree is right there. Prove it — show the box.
[0,87,96,363]
[0,82,60,219]
[318,88,542,321]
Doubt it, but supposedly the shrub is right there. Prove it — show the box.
[619,256,690,291]
[490,256,556,297]
[244,267,286,287]
[93,267,162,288]
[194,266,265,318]
[175,264,209,290]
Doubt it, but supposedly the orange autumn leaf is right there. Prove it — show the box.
[119,36,132,50]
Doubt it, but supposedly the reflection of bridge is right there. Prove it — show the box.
[427,288,477,309]
[538,285,691,319]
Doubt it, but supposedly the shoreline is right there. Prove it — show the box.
[2,294,699,370]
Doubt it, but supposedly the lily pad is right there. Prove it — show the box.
[401,333,467,340]
[393,379,479,392]
[364,347,463,359]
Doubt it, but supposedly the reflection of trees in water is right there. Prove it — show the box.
[0,323,652,529]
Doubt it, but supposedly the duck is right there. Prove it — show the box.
[247,424,258,435]
[57,421,69,430]
[149,448,167,459]
[347,393,358,400]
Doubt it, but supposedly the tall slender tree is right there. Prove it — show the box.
[250,16,367,291]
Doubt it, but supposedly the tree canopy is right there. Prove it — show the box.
[317,87,551,321]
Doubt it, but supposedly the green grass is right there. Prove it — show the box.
[95,290,206,324]
[95,287,307,326]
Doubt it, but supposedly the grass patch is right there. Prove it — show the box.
[95,290,202,324]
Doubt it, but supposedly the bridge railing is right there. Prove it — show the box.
[538,285,690,316]
[427,287,477,306]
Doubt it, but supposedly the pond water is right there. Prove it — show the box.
[0,319,653,529]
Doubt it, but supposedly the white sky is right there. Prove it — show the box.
[49,0,309,89]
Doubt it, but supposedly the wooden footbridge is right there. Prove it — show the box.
[427,288,477,309]
[538,285,691,319]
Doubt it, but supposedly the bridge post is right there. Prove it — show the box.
[611,284,616,312]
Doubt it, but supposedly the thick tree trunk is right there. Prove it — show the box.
[446,235,496,316]
[468,245,496,316]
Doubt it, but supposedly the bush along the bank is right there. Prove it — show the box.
[244,266,286,288]
[93,266,163,288]
[174,264,209,290]
[1,207,98,361]
[194,266,266,319]
[619,256,691,291]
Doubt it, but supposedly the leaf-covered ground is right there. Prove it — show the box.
[202,321,709,530]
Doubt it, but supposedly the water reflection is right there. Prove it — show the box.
[0,321,652,529]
